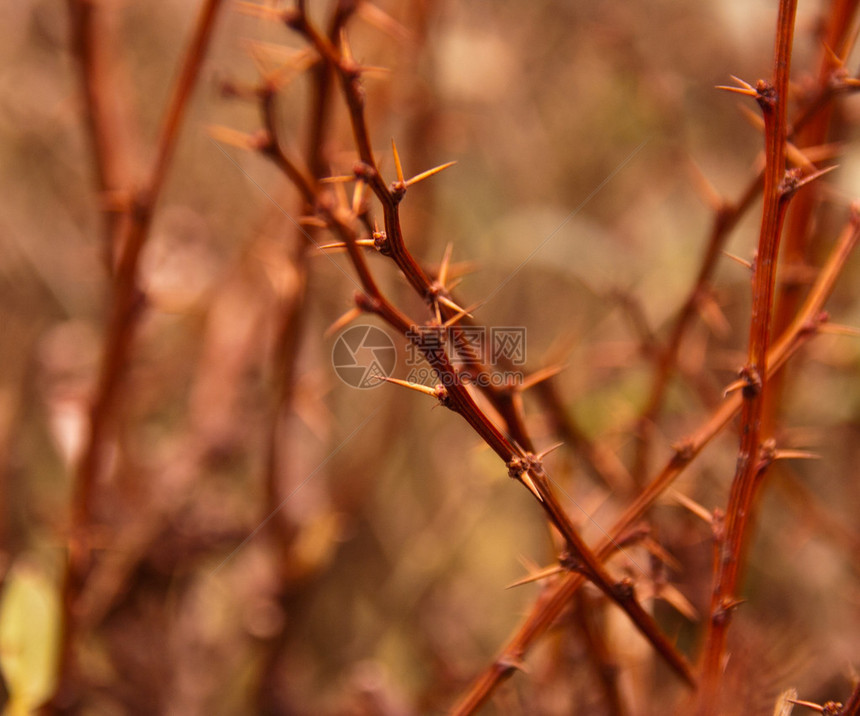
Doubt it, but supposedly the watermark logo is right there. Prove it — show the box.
[331,325,397,389]
[332,324,528,390]
[403,326,526,389]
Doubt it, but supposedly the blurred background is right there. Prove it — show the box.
[2,0,860,713]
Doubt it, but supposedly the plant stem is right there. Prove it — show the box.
[697,2,798,709]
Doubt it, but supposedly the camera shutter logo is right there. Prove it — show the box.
[332,325,397,388]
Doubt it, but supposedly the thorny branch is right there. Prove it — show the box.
[51,0,860,712]
[217,1,860,713]
[697,1,798,709]
[452,207,860,714]
[239,0,701,687]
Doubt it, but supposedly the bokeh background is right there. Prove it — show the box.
[2,1,860,713]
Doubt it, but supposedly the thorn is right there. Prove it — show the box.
[738,107,826,170]
[517,364,566,392]
[785,144,820,172]
[269,52,318,90]
[535,442,564,462]
[783,164,839,196]
[638,536,682,570]
[686,158,725,212]
[339,28,355,68]
[722,377,747,397]
[355,65,392,77]
[517,553,541,572]
[317,239,376,252]
[722,250,753,270]
[241,40,311,67]
[721,596,746,612]
[447,259,480,281]
[405,160,457,187]
[821,41,845,70]
[437,294,472,316]
[773,449,821,461]
[235,2,289,22]
[521,471,544,501]
[352,179,366,214]
[657,583,700,621]
[669,489,713,524]
[242,41,316,89]
[245,38,276,78]
[332,175,351,214]
[442,301,483,328]
[317,241,348,251]
[506,564,565,589]
[786,698,826,712]
[497,656,530,675]
[445,277,464,293]
[738,102,765,130]
[800,142,843,164]
[438,243,454,288]
[298,216,328,228]
[696,292,731,338]
[379,376,440,399]
[324,307,363,337]
[818,323,860,337]
[356,2,413,43]
[842,23,860,68]
[208,125,267,151]
[391,138,405,185]
[716,75,759,97]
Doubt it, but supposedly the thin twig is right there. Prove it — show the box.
[697,3,798,709]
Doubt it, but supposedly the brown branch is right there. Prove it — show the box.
[237,3,860,711]
[256,5,347,709]
[841,679,860,716]
[255,5,699,685]
[65,0,132,263]
[572,595,625,716]
[450,206,859,714]
[632,174,762,484]
[50,0,226,710]
[632,1,859,485]
[697,2,798,709]
[764,0,860,434]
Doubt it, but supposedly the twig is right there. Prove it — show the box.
[697,3,798,709]
[51,0,226,708]
[451,206,859,714]
[259,3,698,685]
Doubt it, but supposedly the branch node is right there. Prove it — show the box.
[559,551,585,574]
[612,577,635,602]
[738,364,763,398]
[671,440,695,467]
[355,291,381,315]
[712,596,744,625]
[372,227,391,256]
[505,454,545,500]
[353,162,377,181]
[758,438,777,470]
[497,655,529,676]
[389,181,407,203]
[755,79,776,110]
